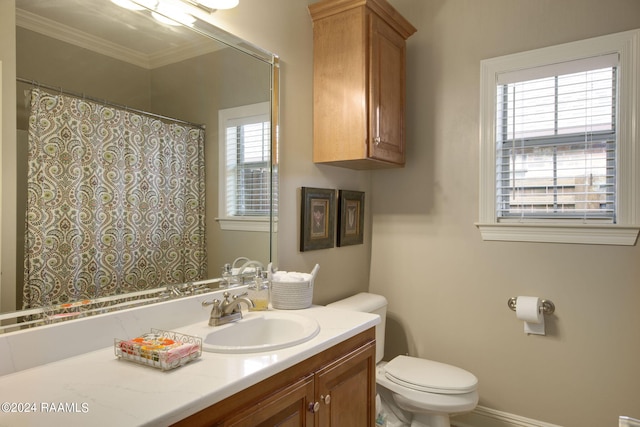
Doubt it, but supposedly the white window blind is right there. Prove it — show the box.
[224,115,271,216]
[218,102,274,231]
[495,54,618,222]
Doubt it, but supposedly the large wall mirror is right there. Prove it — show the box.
[0,0,279,331]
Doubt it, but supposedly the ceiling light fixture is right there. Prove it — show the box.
[113,0,238,27]
[112,0,198,26]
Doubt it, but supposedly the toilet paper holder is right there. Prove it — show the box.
[507,297,555,315]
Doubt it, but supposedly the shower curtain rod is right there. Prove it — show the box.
[17,77,206,130]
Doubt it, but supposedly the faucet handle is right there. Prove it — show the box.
[232,291,248,299]
[203,298,223,320]
[223,291,248,301]
[202,298,220,307]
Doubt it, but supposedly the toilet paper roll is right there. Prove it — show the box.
[515,296,545,335]
[516,296,542,323]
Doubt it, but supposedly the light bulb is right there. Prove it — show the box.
[152,2,196,26]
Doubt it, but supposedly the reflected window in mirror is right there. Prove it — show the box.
[218,102,275,232]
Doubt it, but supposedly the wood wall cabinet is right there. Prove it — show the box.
[309,0,416,169]
[172,328,376,427]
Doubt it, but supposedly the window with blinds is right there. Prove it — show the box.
[224,119,271,216]
[218,102,274,230]
[478,29,640,245]
[495,54,618,222]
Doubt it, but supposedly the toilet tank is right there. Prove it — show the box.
[327,292,387,363]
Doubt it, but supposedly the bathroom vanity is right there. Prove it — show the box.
[175,328,375,426]
[0,289,378,426]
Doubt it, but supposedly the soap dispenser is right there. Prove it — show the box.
[248,267,270,311]
[221,263,236,288]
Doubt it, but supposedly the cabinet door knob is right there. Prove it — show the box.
[374,137,381,145]
[321,394,331,404]
[308,401,320,413]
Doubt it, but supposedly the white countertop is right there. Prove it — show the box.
[0,293,378,427]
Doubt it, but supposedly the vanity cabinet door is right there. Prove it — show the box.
[223,375,315,427]
[314,341,376,427]
[368,13,407,166]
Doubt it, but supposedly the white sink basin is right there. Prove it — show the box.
[182,311,320,353]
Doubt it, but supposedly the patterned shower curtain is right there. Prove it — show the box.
[23,88,207,309]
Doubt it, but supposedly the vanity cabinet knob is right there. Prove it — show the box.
[309,401,320,413]
[321,394,331,404]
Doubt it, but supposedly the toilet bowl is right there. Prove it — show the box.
[327,293,478,427]
[378,357,478,427]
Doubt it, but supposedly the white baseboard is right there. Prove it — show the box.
[452,405,564,427]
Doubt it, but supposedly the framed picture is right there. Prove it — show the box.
[300,187,335,251]
[337,190,364,247]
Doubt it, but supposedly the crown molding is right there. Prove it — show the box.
[16,8,221,70]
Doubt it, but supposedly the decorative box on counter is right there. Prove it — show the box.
[114,329,202,371]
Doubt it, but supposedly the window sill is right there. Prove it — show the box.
[475,223,639,246]
[216,217,277,233]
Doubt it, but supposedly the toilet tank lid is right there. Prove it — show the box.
[327,292,388,312]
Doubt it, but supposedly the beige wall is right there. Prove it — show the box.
[208,0,374,303]
[0,0,16,313]
[368,1,640,426]
[201,1,640,424]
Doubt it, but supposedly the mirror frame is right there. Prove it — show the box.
[0,1,280,332]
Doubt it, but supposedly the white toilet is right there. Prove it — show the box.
[327,292,478,427]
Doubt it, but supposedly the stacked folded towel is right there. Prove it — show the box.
[271,271,313,283]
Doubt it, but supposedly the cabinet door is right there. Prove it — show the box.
[369,13,407,165]
[223,375,315,427]
[315,341,376,427]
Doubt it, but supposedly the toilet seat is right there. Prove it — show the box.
[384,356,478,395]
[377,363,479,415]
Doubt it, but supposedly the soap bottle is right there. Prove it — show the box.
[221,263,234,288]
[248,267,270,311]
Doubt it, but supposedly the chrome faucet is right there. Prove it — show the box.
[202,291,254,326]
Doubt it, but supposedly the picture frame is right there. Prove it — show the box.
[337,190,365,247]
[300,187,335,251]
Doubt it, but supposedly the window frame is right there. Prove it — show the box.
[218,102,272,232]
[477,29,640,245]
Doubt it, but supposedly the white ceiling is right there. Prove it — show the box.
[16,0,224,69]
